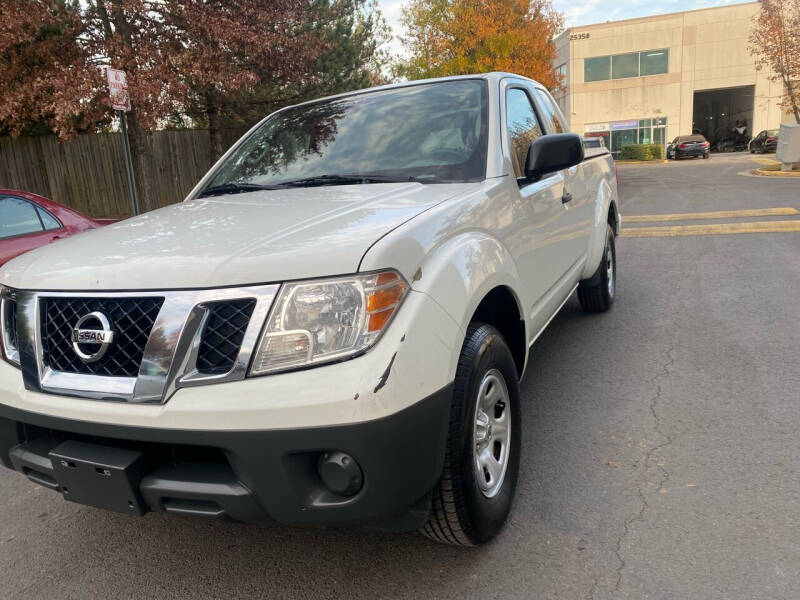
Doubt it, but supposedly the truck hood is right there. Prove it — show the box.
[1,183,473,291]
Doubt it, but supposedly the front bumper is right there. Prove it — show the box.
[0,289,464,529]
[0,384,451,530]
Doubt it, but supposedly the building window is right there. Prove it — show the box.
[640,50,669,76]
[589,118,668,156]
[555,63,567,85]
[584,49,668,82]
[584,56,611,82]
[612,53,639,79]
[638,119,652,143]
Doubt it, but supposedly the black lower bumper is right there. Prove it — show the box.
[676,150,708,158]
[0,384,452,531]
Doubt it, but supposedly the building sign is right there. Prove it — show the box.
[585,122,610,133]
[570,33,590,41]
[611,120,639,131]
[107,68,131,112]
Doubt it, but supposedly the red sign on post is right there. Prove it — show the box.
[107,68,131,112]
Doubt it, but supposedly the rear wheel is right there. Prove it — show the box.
[578,224,616,313]
[421,324,521,546]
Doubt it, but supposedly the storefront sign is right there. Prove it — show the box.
[585,122,610,133]
[611,120,639,131]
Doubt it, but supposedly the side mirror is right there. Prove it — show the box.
[525,133,585,181]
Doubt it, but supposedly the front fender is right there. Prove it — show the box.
[410,232,527,377]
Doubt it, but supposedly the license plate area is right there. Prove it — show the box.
[49,440,150,515]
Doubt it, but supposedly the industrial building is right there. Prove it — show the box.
[553,2,791,153]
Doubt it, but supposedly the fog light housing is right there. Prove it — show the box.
[317,451,363,497]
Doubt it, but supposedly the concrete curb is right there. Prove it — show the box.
[753,168,800,178]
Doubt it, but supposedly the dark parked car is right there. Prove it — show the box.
[667,135,711,160]
[0,189,115,266]
[750,129,779,154]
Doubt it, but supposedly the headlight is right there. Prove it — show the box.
[0,286,20,367]
[249,270,408,376]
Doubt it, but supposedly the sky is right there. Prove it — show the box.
[377,0,755,58]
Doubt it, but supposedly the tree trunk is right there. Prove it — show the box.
[206,93,225,165]
[786,78,800,124]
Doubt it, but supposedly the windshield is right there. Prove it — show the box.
[203,80,488,191]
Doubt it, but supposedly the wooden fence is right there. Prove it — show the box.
[0,128,246,219]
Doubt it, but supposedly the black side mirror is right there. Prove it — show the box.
[524,133,585,181]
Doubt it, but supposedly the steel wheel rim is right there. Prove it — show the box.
[606,240,615,298]
[473,368,511,498]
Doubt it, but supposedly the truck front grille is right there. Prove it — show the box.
[11,283,277,403]
[42,297,164,377]
[196,299,256,375]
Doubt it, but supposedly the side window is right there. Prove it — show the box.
[0,196,44,240]
[534,89,566,133]
[36,206,62,230]
[505,88,543,178]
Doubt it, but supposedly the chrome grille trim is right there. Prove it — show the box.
[0,287,20,366]
[11,285,279,404]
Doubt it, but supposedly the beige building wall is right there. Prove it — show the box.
[553,2,788,145]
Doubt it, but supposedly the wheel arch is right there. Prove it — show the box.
[469,286,527,379]
[581,178,619,280]
[607,199,620,235]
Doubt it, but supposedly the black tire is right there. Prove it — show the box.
[421,323,521,546]
[703,153,710,159]
[578,224,616,313]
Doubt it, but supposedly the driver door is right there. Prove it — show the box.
[501,82,574,330]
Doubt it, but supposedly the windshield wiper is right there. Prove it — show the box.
[198,182,285,198]
[278,174,431,188]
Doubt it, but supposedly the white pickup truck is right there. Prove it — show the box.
[0,73,619,545]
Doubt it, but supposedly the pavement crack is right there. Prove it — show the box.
[610,342,675,597]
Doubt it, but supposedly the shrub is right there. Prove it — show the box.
[619,144,664,161]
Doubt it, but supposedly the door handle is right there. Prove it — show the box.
[562,192,573,204]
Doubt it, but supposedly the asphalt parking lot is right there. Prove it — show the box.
[1,152,799,599]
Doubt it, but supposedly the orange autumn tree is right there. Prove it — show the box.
[398,0,563,88]
[749,0,800,123]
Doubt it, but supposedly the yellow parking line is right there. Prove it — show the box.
[621,220,800,238]
[624,207,799,223]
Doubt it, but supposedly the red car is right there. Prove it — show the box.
[0,189,116,267]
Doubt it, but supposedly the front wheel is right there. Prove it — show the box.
[578,224,616,313]
[421,324,521,546]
